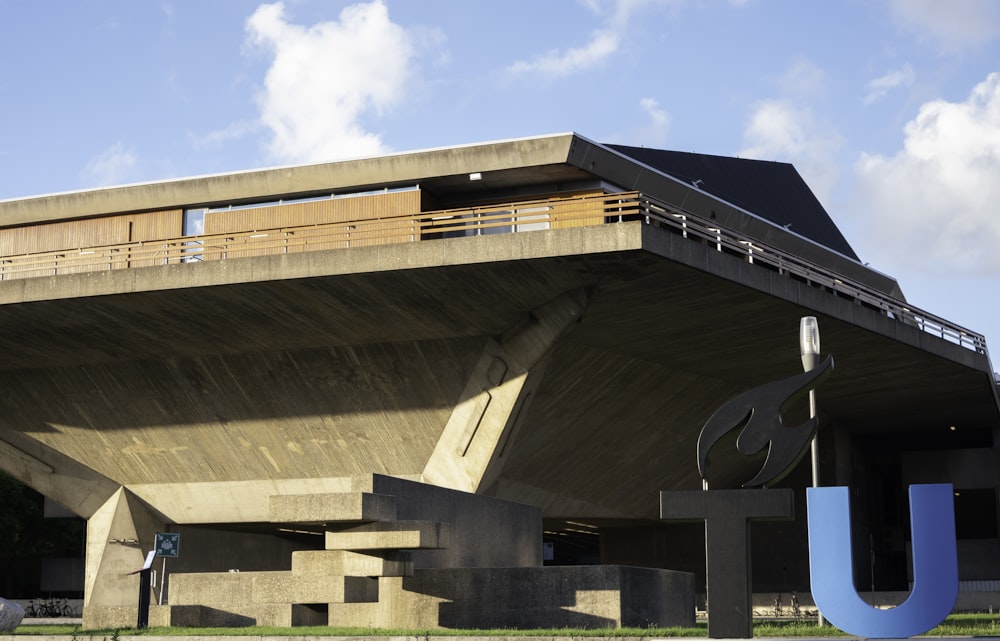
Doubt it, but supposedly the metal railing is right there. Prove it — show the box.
[632,195,988,356]
[0,192,636,276]
[0,190,987,357]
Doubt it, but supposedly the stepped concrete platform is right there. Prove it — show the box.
[329,565,695,630]
[291,550,414,578]
[153,476,695,629]
[168,571,377,608]
[270,493,398,524]
[324,521,451,551]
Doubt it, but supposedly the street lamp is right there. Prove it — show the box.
[800,315,823,626]
[800,316,820,370]
[800,316,820,487]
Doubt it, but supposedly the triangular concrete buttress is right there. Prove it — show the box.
[422,288,588,493]
[83,487,167,626]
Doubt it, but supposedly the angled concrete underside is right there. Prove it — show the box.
[0,217,996,621]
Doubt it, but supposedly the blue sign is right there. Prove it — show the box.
[807,484,958,638]
[154,532,180,558]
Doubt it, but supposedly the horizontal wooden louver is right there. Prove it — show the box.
[201,190,421,260]
[0,209,182,277]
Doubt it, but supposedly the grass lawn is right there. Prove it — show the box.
[11,613,1000,637]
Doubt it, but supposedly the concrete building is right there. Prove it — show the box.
[0,133,997,627]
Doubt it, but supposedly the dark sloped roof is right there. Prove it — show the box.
[606,145,859,261]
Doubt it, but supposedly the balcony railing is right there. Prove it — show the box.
[632,196,988,356]
[0,191,988,357]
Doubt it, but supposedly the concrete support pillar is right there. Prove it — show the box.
[83,487,167,628]
[422,289,588,494]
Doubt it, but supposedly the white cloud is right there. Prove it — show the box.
[777,58,826,100]
[507,0,676,78]
[864,63,916,106]
[610,0,677,25]
[855,72,1000,275]
[889,0,1000,53]
[191,120,262,150]
[637,97,670,145]
[739,58,843,204]
[507,30,619,77]
[82,143,138,187]
[245,0,416,163]
[740,100,844,204]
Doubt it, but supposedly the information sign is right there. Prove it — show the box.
[154,532,180,558]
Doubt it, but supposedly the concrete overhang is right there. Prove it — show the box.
[0,133,900,299]
[0,222,995,520]
[0,133,586,225]
[0,134,993,521]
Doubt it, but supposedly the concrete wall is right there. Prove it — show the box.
[330,566,695,629]
[160,565,695,629]
[367,474,542,569]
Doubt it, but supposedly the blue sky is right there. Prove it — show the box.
[0,0,998,369]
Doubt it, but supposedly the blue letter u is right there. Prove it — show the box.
[807,484,958,638]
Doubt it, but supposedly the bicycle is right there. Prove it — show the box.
[24,599,41,618]
[25,597,71,618]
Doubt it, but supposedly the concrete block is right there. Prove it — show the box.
[325,520,450,551]
[167,571,265,606]
[235,603,294,627]
[327,565,695,630]
[269,492,396,523]
[249,573,349,604]
[368,474,542,569]
[82,605,136,630]
[327,601,381,627]
[292,549,413,577]
[150,605,255,628]
[168,567,372,609]
[329,577,440,628]
[148,605,171,628]
[149,603,294,627]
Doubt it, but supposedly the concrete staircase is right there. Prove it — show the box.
[164,486,451,627]
[157,475,693,630]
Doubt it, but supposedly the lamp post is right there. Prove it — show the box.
[800,315,823,626]
[800,317,820,487]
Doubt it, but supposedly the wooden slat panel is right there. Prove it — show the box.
[550,191,608,229]
[204,190,420,234]
[126,209,184,268]
[349,218,416,247]
[0,216,126,254]
[201,190,420,260]
[0,215,127,278]
[0,209,183,276]
[285,227,349,253]
[130,210,183,242]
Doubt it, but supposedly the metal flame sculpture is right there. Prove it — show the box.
[697,355,833,488]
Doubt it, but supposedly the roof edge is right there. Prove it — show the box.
[0,133,582,226]
[566,139,906,299]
